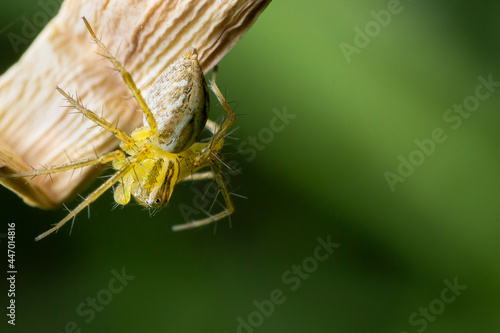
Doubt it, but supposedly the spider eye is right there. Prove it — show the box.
[146,198,163,207]
[149,198,162,207]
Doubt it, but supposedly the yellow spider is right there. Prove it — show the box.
[3,17,236,241]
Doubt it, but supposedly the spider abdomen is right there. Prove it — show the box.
[145,48,209,154]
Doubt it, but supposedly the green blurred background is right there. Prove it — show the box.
[1,0,500,332]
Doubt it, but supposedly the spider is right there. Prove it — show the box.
[3,17,236,241]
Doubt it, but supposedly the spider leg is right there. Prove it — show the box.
[207,65,236,149]
[1,150,124,179]
[82,17,157,136]
[56,87,134,146]
[195,66,236,165]
[35,149,149,240]
[179,170,214,182]
[172,160,234,231]
[205,119,220,135]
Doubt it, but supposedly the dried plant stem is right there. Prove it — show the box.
[0,0,270,208]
